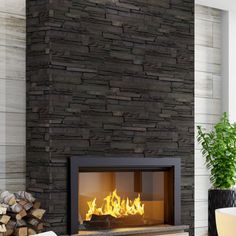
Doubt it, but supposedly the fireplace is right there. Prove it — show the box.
[69,157,181,234]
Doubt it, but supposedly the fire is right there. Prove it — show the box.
[85,189,145,221]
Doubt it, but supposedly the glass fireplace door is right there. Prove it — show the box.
[78,169,174,230]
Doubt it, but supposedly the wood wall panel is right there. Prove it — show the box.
[0,0,26,192]
[195,5,223,236]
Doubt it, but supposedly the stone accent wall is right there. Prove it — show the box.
[26,0,194,234]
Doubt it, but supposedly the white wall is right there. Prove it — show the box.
[0,0,26,191]
[195,5,223,236]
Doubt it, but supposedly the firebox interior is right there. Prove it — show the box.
[78,169,174,230]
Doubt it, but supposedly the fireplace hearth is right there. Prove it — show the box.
[69,157,181,235]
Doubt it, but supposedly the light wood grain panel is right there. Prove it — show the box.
[0,45,25,80]
[213,75,222,99]
[195,97,221,115]
[195,6,223,235]
[195,71,213,98]
[195,175,211,201]
[0,178,25,192]
[0,112,25,145]
[195,45,221,65]
[0,0,25,16]
[0,172,25,179]
[195,227,208,236]
[0,12,25,48]
[195,61,221,75]
[213,22,222,49]
[195,201,208,228]
[0,145,25,192]
[195,5,222,23]
[195,150,210,176]
[0,0,26,192]
[0,145,25,174]
[195,113,220,124]
[0,79,25,113]
[195,18,213,47]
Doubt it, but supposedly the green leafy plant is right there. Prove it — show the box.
[197,112,236,189]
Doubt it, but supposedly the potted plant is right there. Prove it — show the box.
[197,112,236,236]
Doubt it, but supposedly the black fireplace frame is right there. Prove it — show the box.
[69,157,181,234]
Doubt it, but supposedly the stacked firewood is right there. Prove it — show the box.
[0,191,45,236]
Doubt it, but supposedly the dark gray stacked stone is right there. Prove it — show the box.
[26,0,194,234]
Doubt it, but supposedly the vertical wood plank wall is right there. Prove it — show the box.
[0,0,26,191]
[195,5,223,236]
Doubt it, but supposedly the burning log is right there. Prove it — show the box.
[84,214,145,230]
[83,189,146,230]
[0,190,45,236]
[83,215,111,230]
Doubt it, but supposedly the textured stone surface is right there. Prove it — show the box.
[26,0,194,235]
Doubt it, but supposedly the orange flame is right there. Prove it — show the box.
[85,189,144,221]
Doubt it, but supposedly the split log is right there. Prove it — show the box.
[14,227,27,236]
[8,204,23,214]
[17,211,26,220]
[0,191,45,236]
[4,220,16,236]
[3,221,15,236]
[3,227,14,236]
[17,201,33,212]
[0,215,11,225]
[0,206,7,215]
[0,225,6,233]
[14,192,35,203]
[0,192,16,206]
[8,210,27,221]
[15,220,26,228]
[7,213,21,221]
[29,209,45,220]
[27,218,43,231]
[32,201,41,210]
[27,228,36,235]
[5,221,16,230]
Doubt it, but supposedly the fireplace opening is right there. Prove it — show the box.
[69,157,181,234]
[79,170,172,230]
